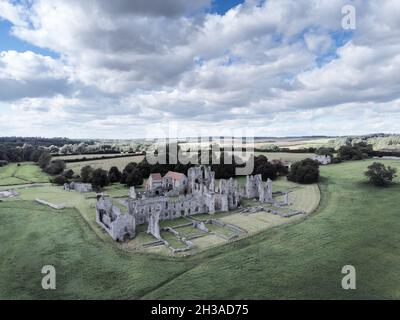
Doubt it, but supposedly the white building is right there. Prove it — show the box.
[312,154,332,165]
[145,173,162,190]
[162,171,188,192]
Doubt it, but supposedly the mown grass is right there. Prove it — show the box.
[0,201,192,299]
[0,159,400,299]
[0,163,50,186]
[143,160,400,299]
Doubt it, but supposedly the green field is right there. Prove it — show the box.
[0,163,50,186]
[1,159,400,299]
[254,152,315,162]
[53,153,125,161]
[66,155,145,173]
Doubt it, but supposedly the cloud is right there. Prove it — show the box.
[0,0,399,138]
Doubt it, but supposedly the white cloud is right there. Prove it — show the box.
[0,0,399,138]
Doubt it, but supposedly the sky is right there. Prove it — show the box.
[0,0,399,139]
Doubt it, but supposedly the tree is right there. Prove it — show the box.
[337,142,373,161]
[44,160,65,175]
[255,161,277,180]
[287,158,320,184]
[272,160,289,176]
[123,162,138,174]
[108,166,122,183]
[137,159,151,178]
[315,147,335,157]
[81,165,94,183]
[63,169,75,179]
[365,162,397,187]
[38,150,51,169]
[91,168,110,188]
[126,169,143,187]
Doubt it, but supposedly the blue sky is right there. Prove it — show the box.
[0,20,58,58]
[210,0,245,14]
[0,0,399,139]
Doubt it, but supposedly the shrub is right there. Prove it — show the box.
[52,175,67,185]
[365,162,397,187]
[63,169,75,179]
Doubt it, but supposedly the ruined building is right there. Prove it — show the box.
[245,174,273,203]
[96,165,271,241]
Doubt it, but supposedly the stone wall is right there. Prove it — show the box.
[64,182,93,193]
[96,196,135,241]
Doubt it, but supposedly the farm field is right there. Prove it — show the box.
[65,155,145,172]
[254,152,314,162]
[1,159,400,299]
[52,153,123,160]
[0,163,50,186]
[253,137,333,150]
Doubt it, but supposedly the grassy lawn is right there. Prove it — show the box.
[1,159,400,299]
[0,201,190,299]
[0,163,50,186]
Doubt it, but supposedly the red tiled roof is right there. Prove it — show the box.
[150,173,162,181]
[164,171,186,181]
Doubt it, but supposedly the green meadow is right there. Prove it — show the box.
[0,163,50,186]
[0,159,400,299]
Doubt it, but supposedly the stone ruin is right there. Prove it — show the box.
[95,165,278,244]
[64,182,93,193]
[245,174,273,203]
[95,195,135,241]
[0,189,18,199]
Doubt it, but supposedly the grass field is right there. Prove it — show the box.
[253,137,333,150]
[1,159,400,299]
[52,153,124,161]
[63,151,312,174]
[66,155,145,172]
[0,163,50,186]
[254,152,315,162]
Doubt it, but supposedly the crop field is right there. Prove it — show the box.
[254,152,315,162]
[65,155,145,172]
[1,159,400,299]
[253,137,333,150]
[53,153,123,161]
[0,163,50,186]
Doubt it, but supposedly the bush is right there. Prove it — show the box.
[287,158,320,184]
[365,162,397,187]
[63,169,75,179]
[52,175,67,185]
